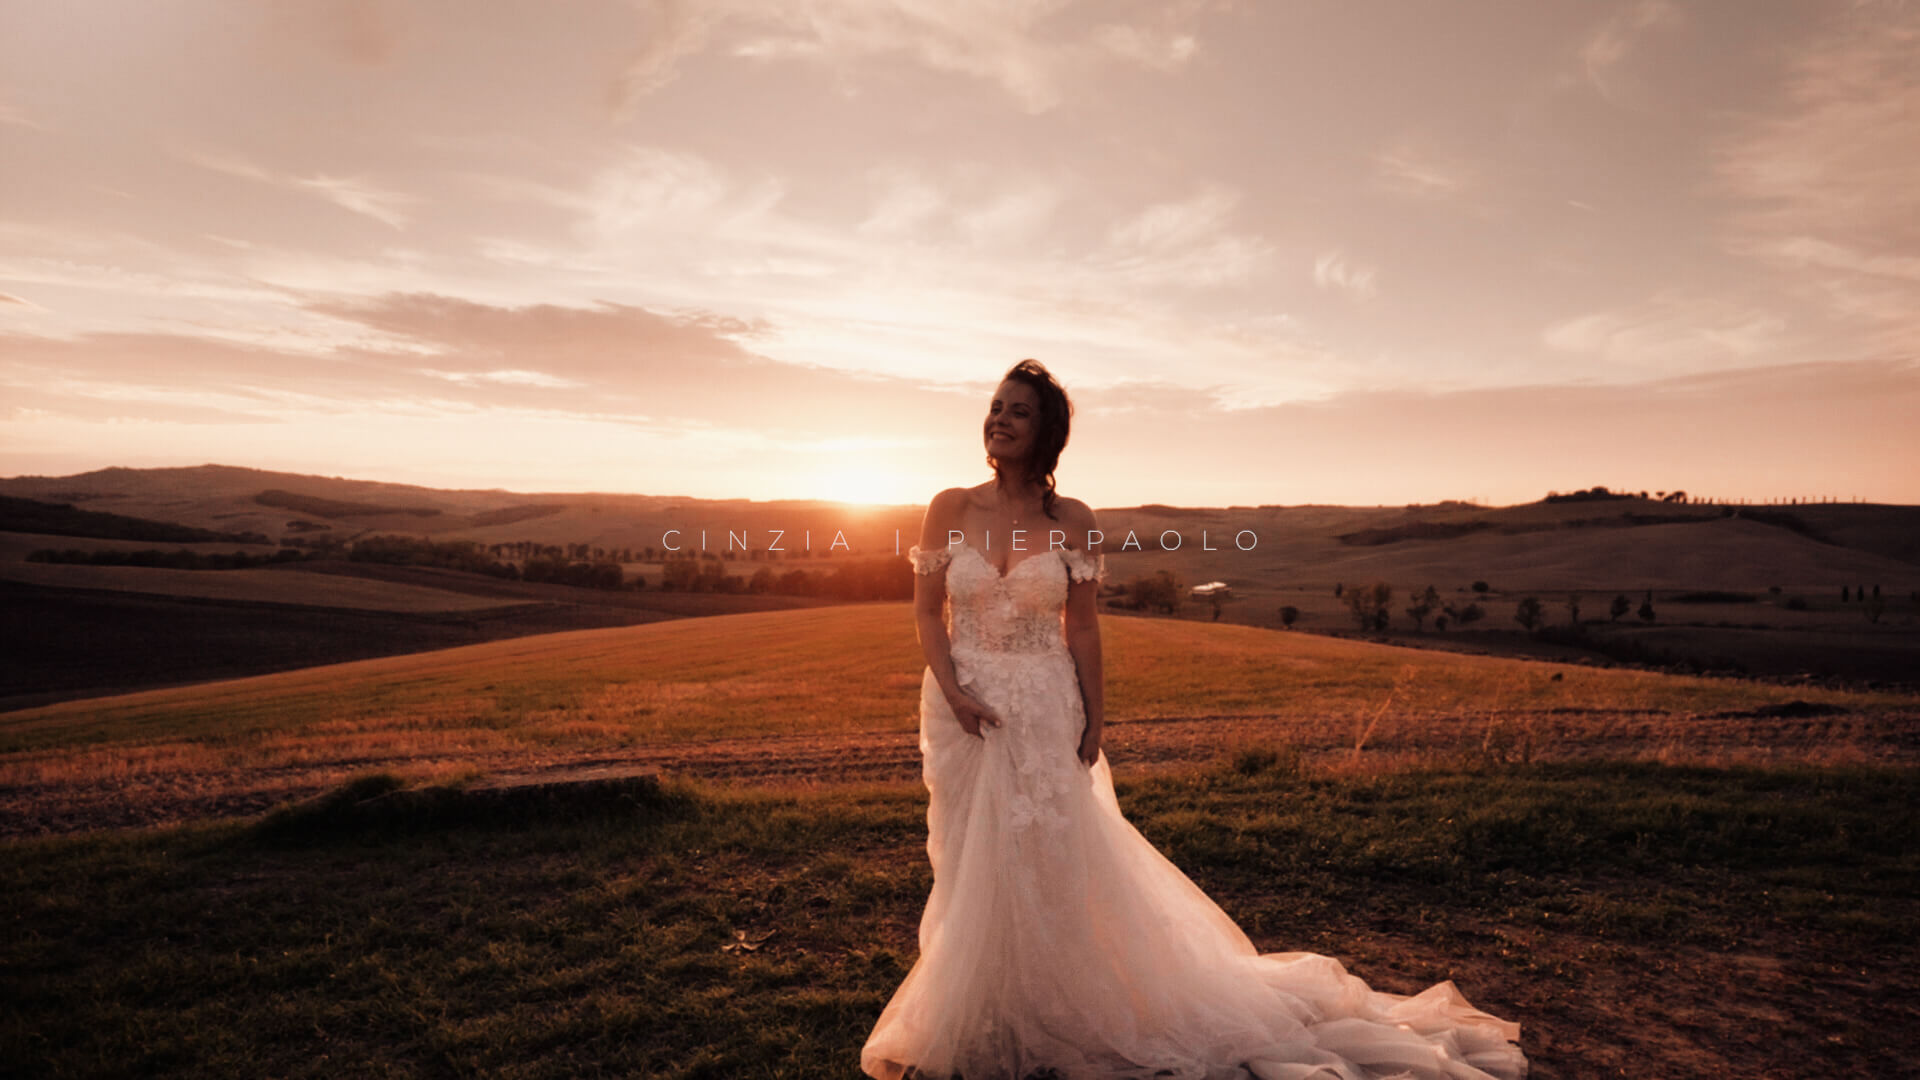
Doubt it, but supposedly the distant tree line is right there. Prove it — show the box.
[346,534,630,591]
[520,556,624,590]
[658,555,910,600]
[1841,584,1905,625]
[486,540,639,563]
[651,551,1148,604]
[1542,486,1689,504]
[349,534,526,579]
[1331,581,1485,634]
[274,533,917,598]
[1544,486,1867,507]
[27,546,312,570]
[477,541,862,564]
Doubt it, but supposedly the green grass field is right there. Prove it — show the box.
[4,604,1909,759]
[6,604,1919,1076]
[4,759,1916,1078]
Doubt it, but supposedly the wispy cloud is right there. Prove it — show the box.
[0,250,286,308]
[1108,183,1239,251]
[610,0,717,118]
[1755,236,1920,284]
[0,101,40,129]
[1710,4,1920,351]
[1372,142,1473,200]
[1091,183,1273,289]
[577,145,785,243]
[463,147,1283,366]
[1711,11,1920,245]
[177,148,417,229]
[856,167,948,237]
[1541,289,1790,375]
[616,0,1223,115]
[1312,250,1377,301]
[305,292,772,380]
[958,181,1065,248]
[1090,22,1198,71]
[294,175,414,229]
[2,383,280,426]
[419,368,587,389]
[1580,0,1684,106]
[178,149,275,185]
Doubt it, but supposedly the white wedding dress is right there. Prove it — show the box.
[860,542,1528,1080]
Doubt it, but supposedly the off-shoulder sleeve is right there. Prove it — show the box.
[1061,546,1107,585]
[908,544,953,576]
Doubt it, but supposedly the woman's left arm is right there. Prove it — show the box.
[1063,506,1105,762]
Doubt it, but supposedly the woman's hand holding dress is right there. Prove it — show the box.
[945,687,1002,738]
[1075,721,1102,767]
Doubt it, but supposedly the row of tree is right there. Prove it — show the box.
[1335,582,1660,634]
[335,534,628,591]
[1510,591,1656,633]
[655,558,901,599]
[1542,486,1870,507]
[1333,584,1912,632]
[484,540,866,563]
[26,546,311,570]
[1543,486,1689,503]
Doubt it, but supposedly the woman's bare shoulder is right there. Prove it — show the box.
[921,488,973,537]
[928,487,975,514]
[1053,496,1100,545]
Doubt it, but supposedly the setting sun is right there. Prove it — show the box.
[815,466,917,508]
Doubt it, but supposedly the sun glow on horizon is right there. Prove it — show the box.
[810,465,922,508]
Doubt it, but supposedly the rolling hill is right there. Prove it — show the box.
[3,464,1916,708]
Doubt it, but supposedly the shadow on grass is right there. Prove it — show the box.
[6,756,1918,1078]
[249,770,704,846]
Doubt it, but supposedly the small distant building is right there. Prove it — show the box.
[1190,581,1233,599]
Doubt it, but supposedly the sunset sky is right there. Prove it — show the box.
[2,0,1917,509]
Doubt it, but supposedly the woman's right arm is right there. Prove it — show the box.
[913,491,999,738]
[913,489,964,702]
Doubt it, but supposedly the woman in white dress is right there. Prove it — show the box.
[861,360,1528,1080]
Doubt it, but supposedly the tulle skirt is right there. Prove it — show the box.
[860,647,1528,1080]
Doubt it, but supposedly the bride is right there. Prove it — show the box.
[861,360,1528,1080]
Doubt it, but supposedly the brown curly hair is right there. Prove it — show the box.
[987,358,1073,522]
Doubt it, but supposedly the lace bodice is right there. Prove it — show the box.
[910,541,1107,656]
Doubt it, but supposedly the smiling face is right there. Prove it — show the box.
[984,378,1041,466]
